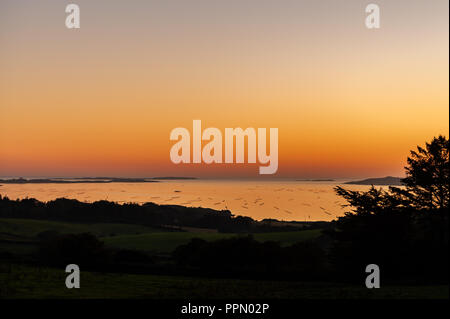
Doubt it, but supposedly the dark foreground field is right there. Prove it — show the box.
[0,216,448,300]
[1,264,447,299]
[2,218,446,300]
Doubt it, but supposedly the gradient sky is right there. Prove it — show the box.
[0,0,448,178]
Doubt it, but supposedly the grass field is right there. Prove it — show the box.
[0,218,160,238]
[102,229,322,253]
[0,218,322,254]
[0,264,447,299]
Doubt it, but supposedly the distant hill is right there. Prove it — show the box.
[296,179,335,182]
[344,176,404,186]
[0,177,159,184]
[151,177,197,180]
[0,177,198,184]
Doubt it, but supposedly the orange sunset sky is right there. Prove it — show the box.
[0,0,448,178]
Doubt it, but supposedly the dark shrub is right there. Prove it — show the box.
[38,233,110,269]
[113,249,152,264]
[36,230,60,241]
[173,235,326,278]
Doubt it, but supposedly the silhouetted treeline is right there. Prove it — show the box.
[35,232,158,274]
[173,236,326,280]
[0,196,310,233]
[32,231,327,280]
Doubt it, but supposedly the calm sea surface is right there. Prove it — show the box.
[0,180,374,221]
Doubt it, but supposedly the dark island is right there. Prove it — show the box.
[344,176,404,186]
[0,177,159,184]
[296,179,335,182]
[0,176,198,184]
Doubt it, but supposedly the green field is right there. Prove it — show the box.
[0,218,322,254]
[0,264,447,299]
[0,218,160,238]
[102,229,322,253]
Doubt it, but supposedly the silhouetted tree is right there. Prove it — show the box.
[330,136,449,283]
[391,135,449,210]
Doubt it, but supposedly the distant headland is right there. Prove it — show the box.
[344,176,404,186]
[296,179,335,182]
[0,177,197,184]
